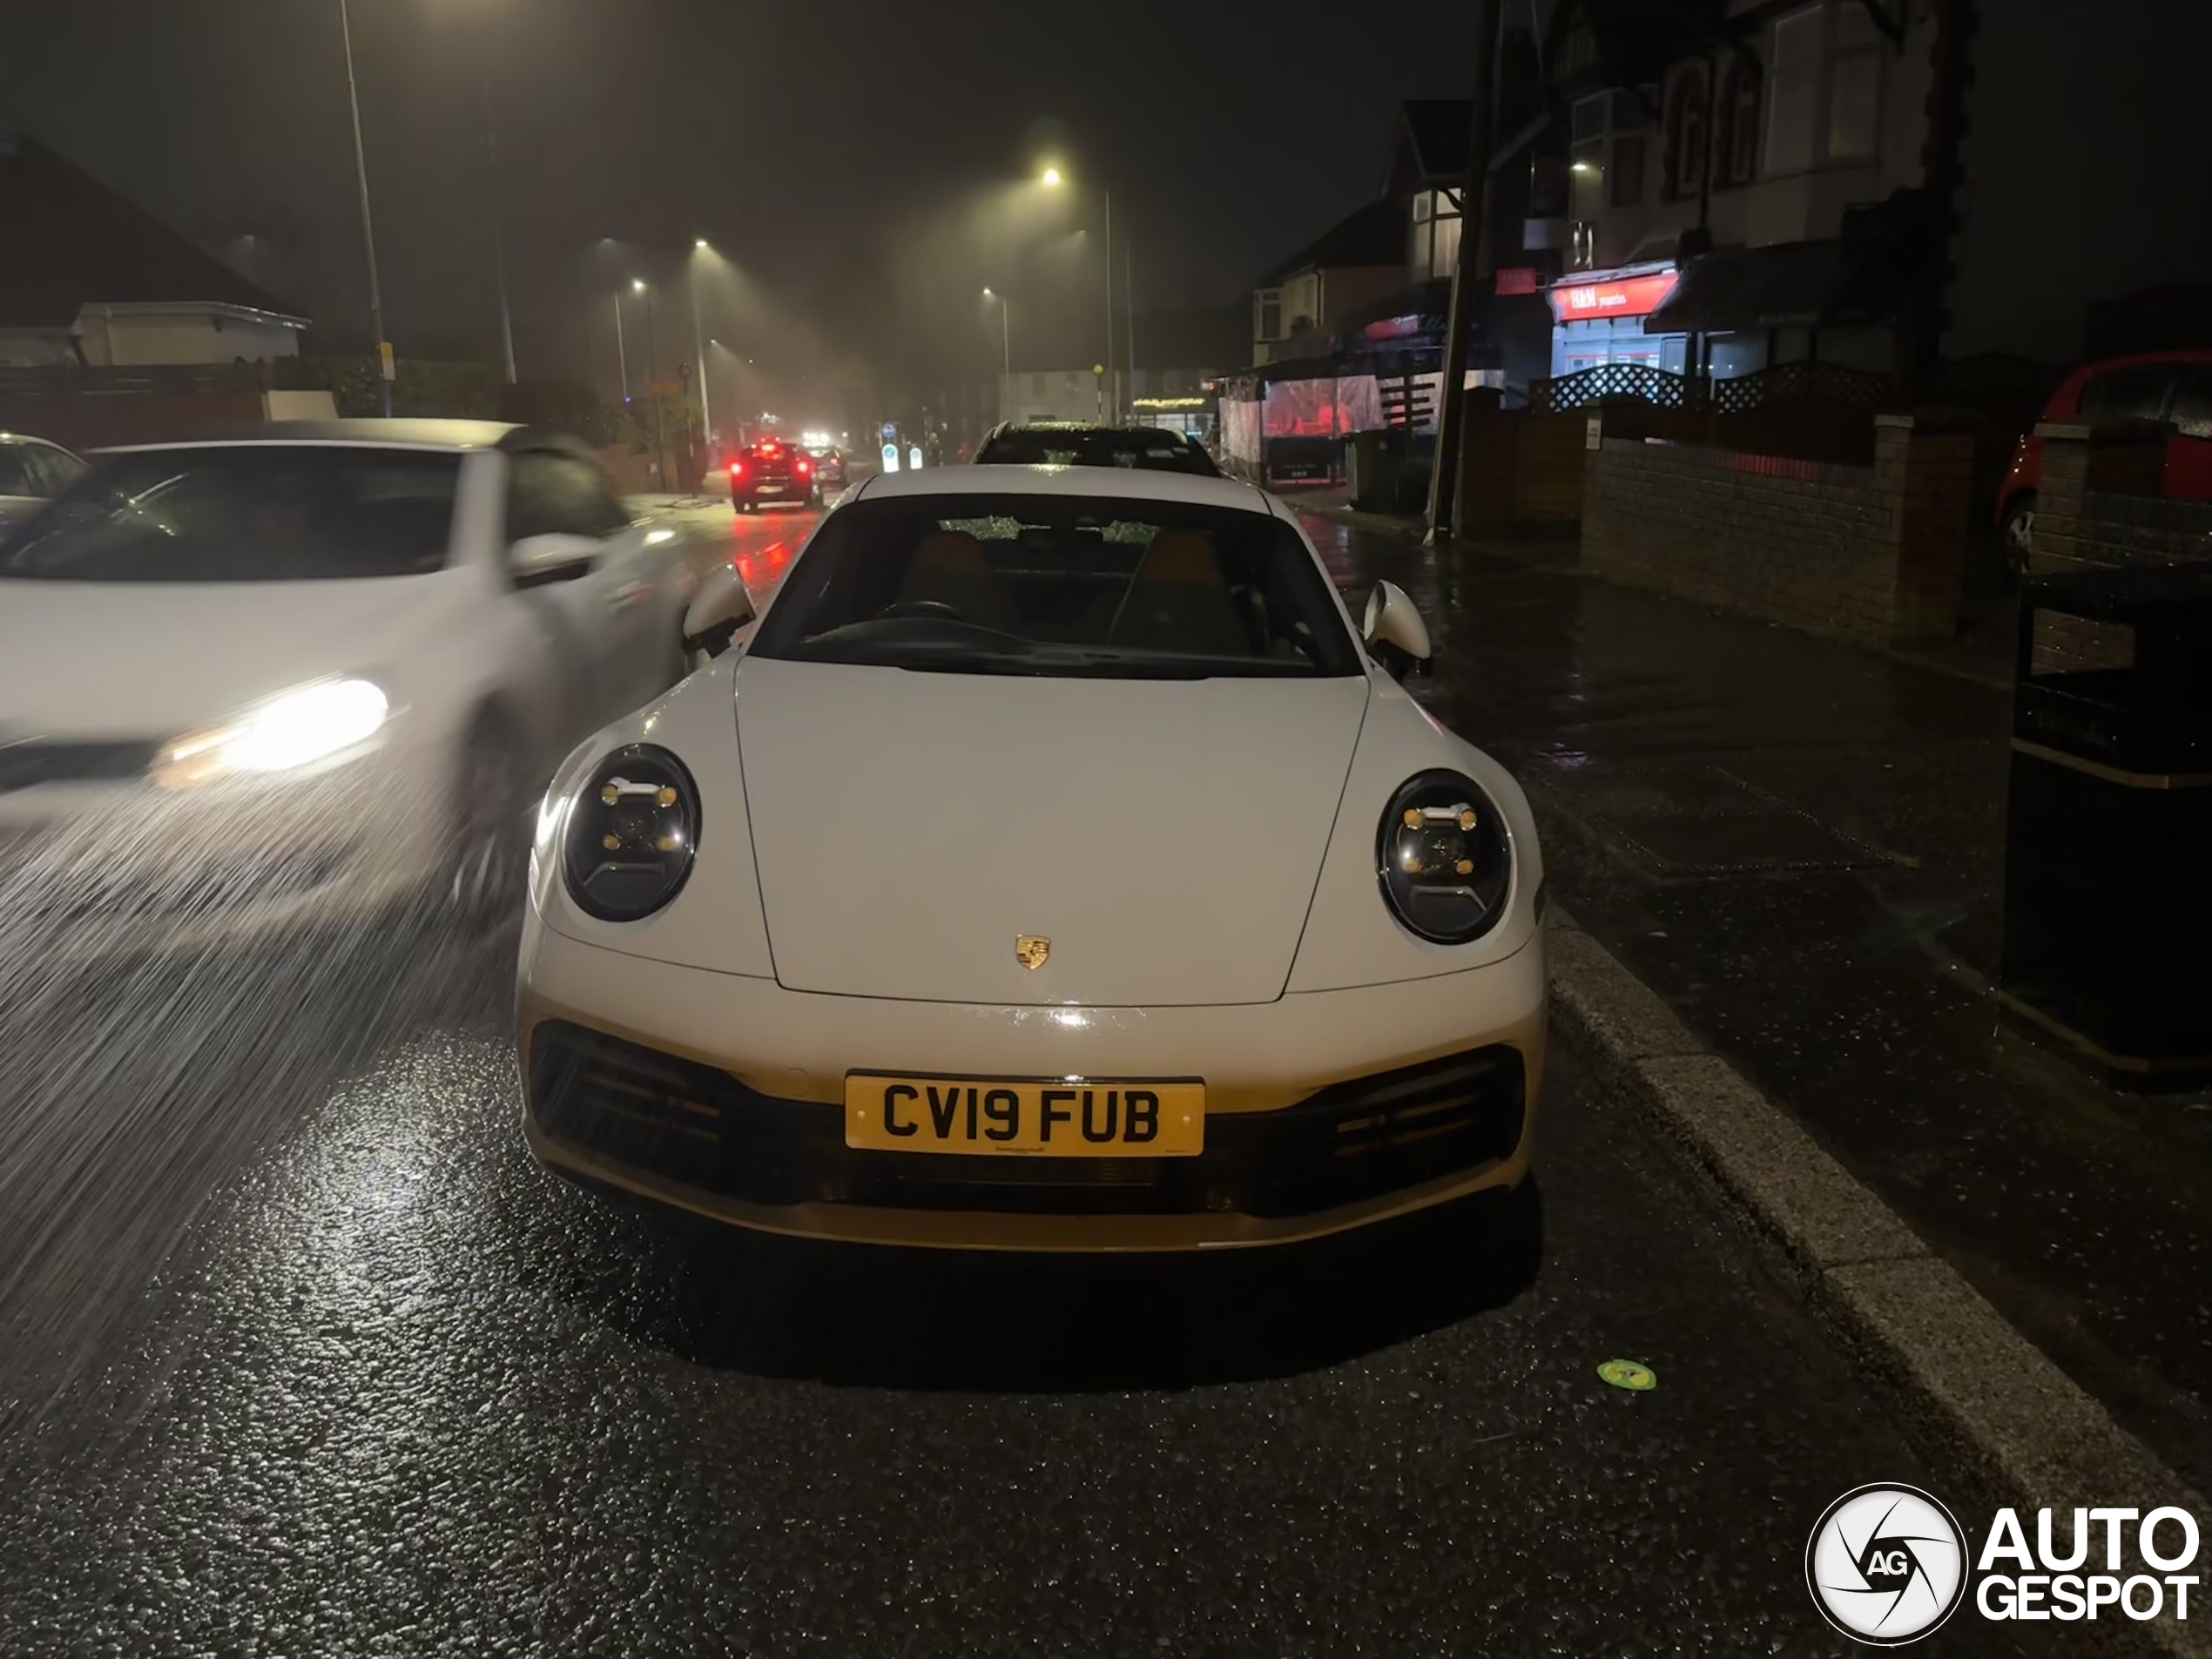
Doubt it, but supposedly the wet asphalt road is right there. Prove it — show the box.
[0,500,2071,1656]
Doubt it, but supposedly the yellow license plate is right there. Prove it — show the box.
[844,1075,1204,1157]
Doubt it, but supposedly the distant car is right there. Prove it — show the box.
[517,465,1547,1253]
[1995,350,2212,578]
[0,432,88,536]
[973,422,1223,476]
[0,421,696,954]
[728,436,819,511]
[807,445,848,489]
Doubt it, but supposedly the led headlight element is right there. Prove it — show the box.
[562,745,699,921]
[1376,770,1511,943]
[152,678,390,790]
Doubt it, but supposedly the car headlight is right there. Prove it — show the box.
[562,745,699,921]
[1377,771,1512,943]
[152,678,390,790]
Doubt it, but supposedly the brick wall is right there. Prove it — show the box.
[1577,413,1975,649]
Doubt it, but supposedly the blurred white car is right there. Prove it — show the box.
[0,420,697,953]
[0,431,87,536]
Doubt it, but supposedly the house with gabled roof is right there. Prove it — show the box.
[0,132,310,370]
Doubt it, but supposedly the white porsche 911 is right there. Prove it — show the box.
[517,466,1548,1251]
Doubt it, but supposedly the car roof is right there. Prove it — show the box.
[96,419,595,458]
[855,463,1272,514]
[988,421,1195,442]
[0,431,77,452]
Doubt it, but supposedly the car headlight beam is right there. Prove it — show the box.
[562,745,700,921]
[1376,770,1512,943]
[152,678,390,790]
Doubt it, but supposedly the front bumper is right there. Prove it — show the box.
[0,749,442,958]
[516,924,1548,1251]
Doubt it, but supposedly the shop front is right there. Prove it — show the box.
[1128,394,1216,442]
[1547,264,1682,376]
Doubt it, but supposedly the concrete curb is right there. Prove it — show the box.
[1548,909,2212,1656]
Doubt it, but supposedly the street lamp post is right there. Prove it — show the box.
[611,289,629,402]
[636,278,667,490]
[982,287,1010,420]
[335,0,392,416]
[1042,167,1117,423]
[690,240,712,446]
[479,57,516,383]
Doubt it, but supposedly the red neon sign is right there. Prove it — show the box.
[1548,271,1678,321]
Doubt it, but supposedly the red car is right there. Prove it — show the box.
[727,436,819,513]
[1997,350,2212,577]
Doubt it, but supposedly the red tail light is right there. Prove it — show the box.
[796,457,811,475]
[730,459,745,479]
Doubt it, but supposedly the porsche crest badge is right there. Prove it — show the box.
[1015,934,1051,971]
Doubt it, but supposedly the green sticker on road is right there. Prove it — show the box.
[1599,1359,1656,1392]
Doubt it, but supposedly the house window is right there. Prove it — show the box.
[1664,66,1709,200]
[1609,131,1646,208]
[1826,3,1881,159]
[1029,373,1046,398]
[1764,4,1822,175]
[1406,189,1460,282]
[1572,90,1650,215]
[1429,206,1463,280]
[1256,287,1283,342]
[1716,53,1763,185]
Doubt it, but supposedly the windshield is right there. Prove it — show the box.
[751,493,1359,678]
[0,445,462,582]
[974,429,1219,475]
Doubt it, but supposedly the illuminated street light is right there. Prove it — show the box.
[1035,165,1117,420]
[632,278,645,293]
[695,238,710,250]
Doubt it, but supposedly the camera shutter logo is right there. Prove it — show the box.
[1806,1484,1969,1644]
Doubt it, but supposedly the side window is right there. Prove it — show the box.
[2078,364,2177,427]
[2167,367,2212,440]
[579,463,633,536]
[28,446,86,496]
[506,452,624,541]
[0,446,37,497]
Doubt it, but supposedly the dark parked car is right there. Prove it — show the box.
[972,422,1221,476]
[727,436,819,511]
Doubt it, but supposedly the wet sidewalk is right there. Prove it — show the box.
[1295,509,2212,1493]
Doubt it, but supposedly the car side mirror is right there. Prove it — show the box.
[1362,580,1433,679]
[684,563,757,658]
[509,531,600,589]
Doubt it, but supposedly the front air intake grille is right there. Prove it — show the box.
[529,1022,1527,1221]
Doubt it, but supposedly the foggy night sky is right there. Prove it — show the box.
[5,1,1479,421]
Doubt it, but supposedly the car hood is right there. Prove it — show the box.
[0,576,451,739]
[734,657,1370,1007]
